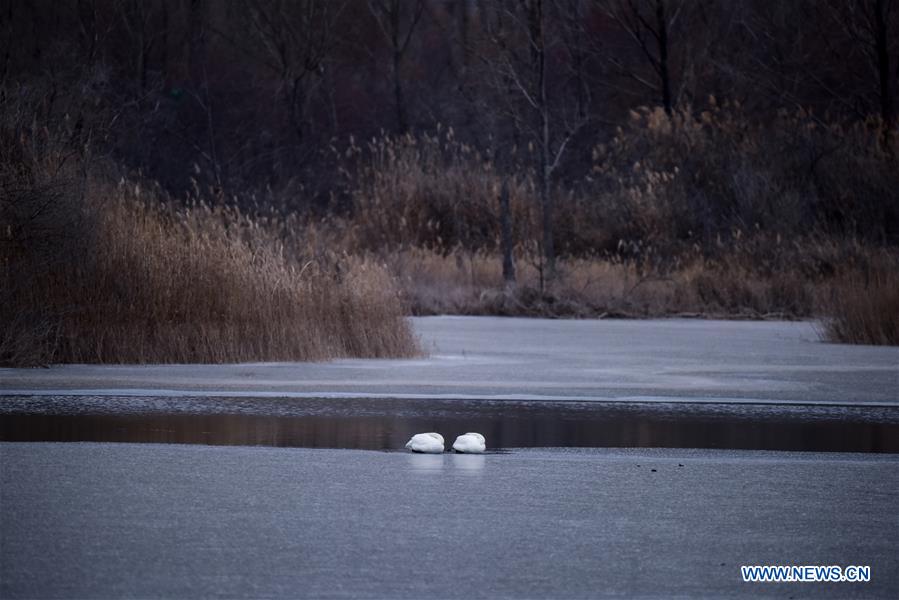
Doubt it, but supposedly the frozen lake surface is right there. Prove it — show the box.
[2,317,897,597]
[3,317,898,405]
[3,317,897,452]
[2,442,897,599]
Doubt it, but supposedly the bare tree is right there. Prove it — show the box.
[826,0,897,138]
[600,0,686,115]
[473,0,594,286]
[367,0,425,133]
[244,0,346,144]
[116,0,169,94]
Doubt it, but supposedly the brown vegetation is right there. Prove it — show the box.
[385,248,821,319]
[0,129,418,366]
[821,256,899,345]
[3,1,899,358]
[328,112,899,342]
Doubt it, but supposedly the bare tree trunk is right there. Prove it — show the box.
[286,75,305,143]
[368,0,421,133]
[500,179,516,285]
[459,0,470,74]
[389,0,405,131]
[160,0,168,86]
[605,0,681,116]
[569,8,589,120]
[327,69,340,134]
[188,0,204,79]
[28,0,41,61]
[1,1,13,86]
[393,45,407,132]
[532,0,555,283]
[137,10,147,93]
[540,113,554,283]
[656,0,673,115]
[873,0,894,145]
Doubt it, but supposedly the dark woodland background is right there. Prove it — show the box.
[2,1,898,364]
[6,1,897,210]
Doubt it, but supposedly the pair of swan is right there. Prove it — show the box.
[405,432,486,454]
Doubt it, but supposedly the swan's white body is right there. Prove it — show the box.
[405,432,445,453]
[452,432,486,454]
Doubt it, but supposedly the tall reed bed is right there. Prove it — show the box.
[334,116,898,343]
[0,140,418,365]
[337,109,898,255]
[384,246,824,319]
[335,128,537,254]
[821,255,899,345]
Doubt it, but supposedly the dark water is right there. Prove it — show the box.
[2,395,898,452]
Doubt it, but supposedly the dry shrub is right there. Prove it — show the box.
[589,104,899,256]
[332,115,898,339]
[341,112,899,265]
[337,128,539,253]
[0,131,418,365]
[822,256,899,345]
[383,231,896,322]
[385,246,826,319]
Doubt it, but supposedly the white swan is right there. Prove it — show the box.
[452,432,486,454]
[405,432,445,453]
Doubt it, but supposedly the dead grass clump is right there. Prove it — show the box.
[337,129,539,254]
[590,105,899,255]
[822,259,899,345]
[385,245,854,320]
[1,150,418,365]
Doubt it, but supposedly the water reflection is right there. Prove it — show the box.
[1,396,898,452]
[451,454,486,472]
[406,453,445,472]
[403,453,485,474]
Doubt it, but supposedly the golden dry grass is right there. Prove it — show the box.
[384,247,826,319]
[0,176,419,365]
[822,257,899,345]
[5,105,899,364]
[334,120,898,344]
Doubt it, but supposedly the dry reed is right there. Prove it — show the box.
[1,168,419,365]
[821,257,899,345]
[332,116,898,344]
